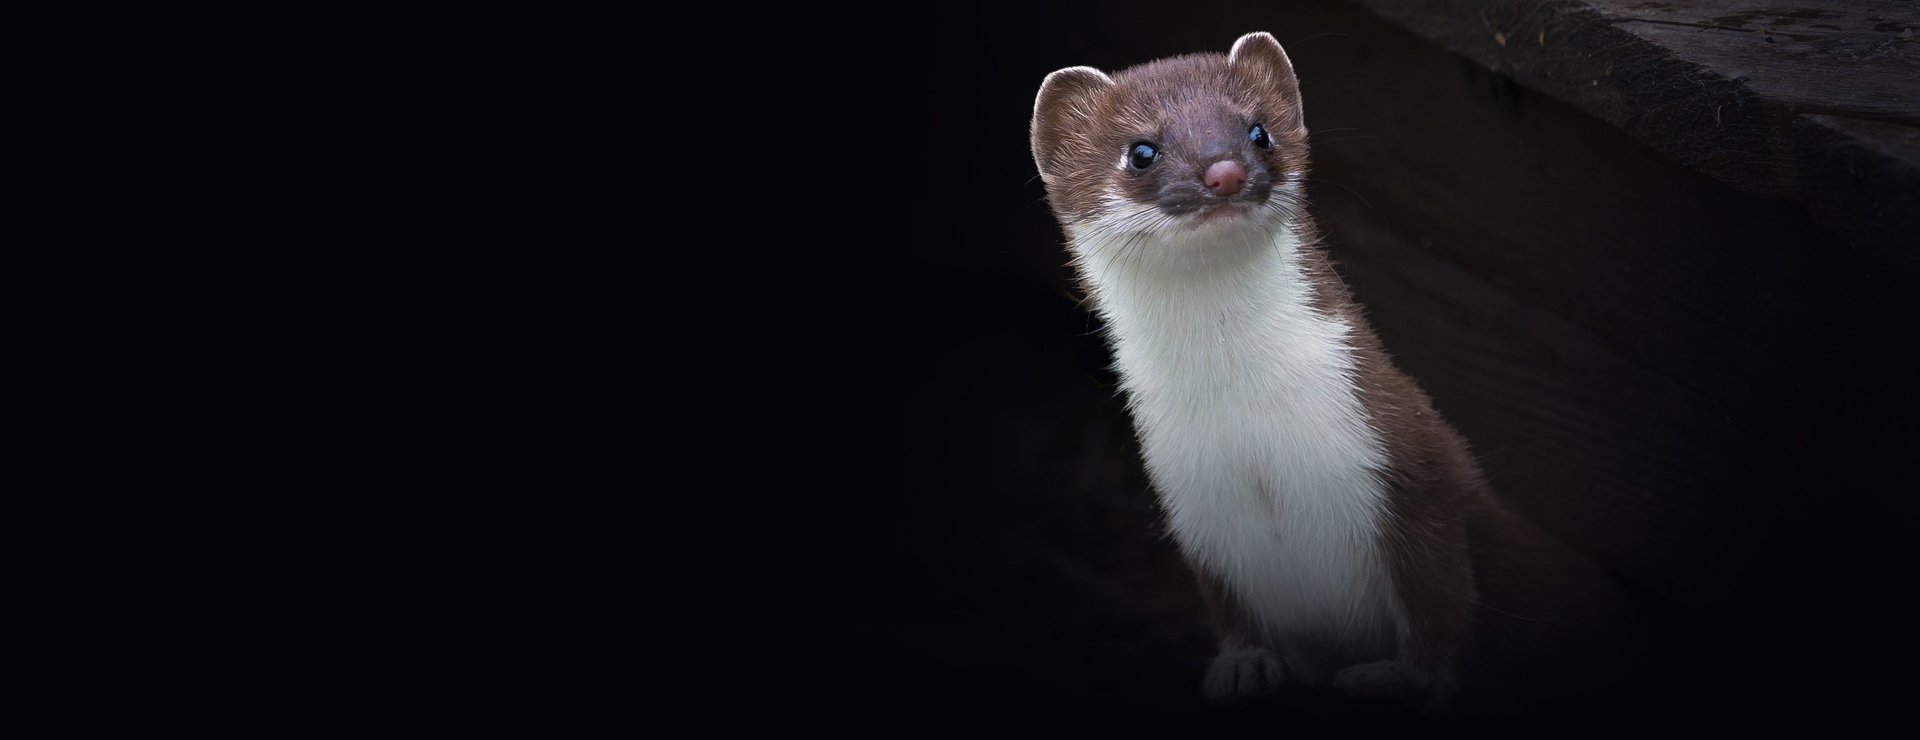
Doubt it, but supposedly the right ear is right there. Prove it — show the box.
[1030,66,1115,185]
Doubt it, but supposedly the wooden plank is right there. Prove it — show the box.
[1593,0,1919,121]
[1350,0,1920,273]
[1295,2,1919,409]
[1275,0,1920,603]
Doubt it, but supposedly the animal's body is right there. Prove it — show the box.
[1029,32,1638,710]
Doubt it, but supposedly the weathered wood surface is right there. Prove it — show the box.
[1352,0,1920,273]
[1279,2,1919,606]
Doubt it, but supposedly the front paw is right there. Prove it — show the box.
[1331,660,1430,705]
[1204,647,1288,703]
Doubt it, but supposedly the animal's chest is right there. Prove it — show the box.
[1119,318,1403,678]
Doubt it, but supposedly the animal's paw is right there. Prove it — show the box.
[1204,647,1288,704]
[1331,660,1430,705]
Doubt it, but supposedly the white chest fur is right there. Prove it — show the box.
[1070,221,1405,682]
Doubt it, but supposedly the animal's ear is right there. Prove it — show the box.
[1030,66,1115,185]
[1228,32,1302,122]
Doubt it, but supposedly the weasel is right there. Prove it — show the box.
[1030,32,1637,711]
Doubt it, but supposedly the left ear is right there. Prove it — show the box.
[1228,32,1302,121]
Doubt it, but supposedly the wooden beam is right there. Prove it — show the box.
[1350,0,1920,273]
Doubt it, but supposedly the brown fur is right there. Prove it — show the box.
[1032,33,1641,711]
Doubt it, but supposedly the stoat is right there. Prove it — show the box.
[1030,32,1636,711]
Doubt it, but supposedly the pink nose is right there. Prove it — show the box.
[1204,160,1245,196]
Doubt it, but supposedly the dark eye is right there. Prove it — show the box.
[1249,123,1271,149]
[1127,142,1159,170]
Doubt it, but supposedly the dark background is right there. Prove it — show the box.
[858,0,1917,724]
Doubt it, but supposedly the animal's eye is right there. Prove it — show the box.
[1127,142,1159,170]
[1249,123,1271,149]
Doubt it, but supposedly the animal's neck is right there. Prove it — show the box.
[1074,223,1363,406]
